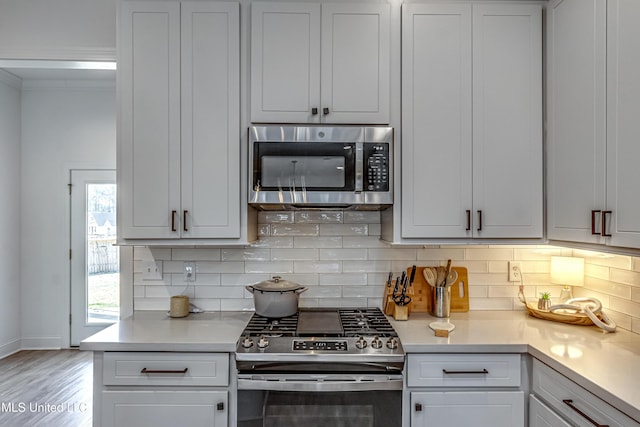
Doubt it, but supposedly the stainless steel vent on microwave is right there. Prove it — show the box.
[249,125,393,209]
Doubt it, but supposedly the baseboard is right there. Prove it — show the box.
[0,338,22,360]
[20,337,62,350]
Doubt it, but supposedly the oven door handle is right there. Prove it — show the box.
[237,376,404,392]
[237,361,403,372]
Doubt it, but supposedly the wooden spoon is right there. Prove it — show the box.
[423,267,437,287]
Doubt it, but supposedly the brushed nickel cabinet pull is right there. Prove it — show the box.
[183,210,188,232]
[562,400,609,427]
[442,368,489,375]
[171,210,177,232]
[602,210,612,237]
[141,367,188,374]
[591,210,601,235]
[466,210,471,231]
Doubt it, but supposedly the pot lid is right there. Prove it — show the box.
[251,276,304,292]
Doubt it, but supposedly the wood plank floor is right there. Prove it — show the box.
[0,349,93,427]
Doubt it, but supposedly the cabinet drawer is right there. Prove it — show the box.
[103,352,229,386]
[407,353,521,387]
[532,358,640,427]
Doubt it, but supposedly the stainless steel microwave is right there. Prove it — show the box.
[249,125,393,209]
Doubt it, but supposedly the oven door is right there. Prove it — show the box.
[236,360,403,427]
[237,387,401,427]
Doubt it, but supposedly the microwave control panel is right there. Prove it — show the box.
[364,143,390,192]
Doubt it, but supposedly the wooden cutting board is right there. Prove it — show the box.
[408,266,469,313]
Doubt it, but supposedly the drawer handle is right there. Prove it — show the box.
[141,368,189,374]
[562,400,609,427]
[442,369,489,375]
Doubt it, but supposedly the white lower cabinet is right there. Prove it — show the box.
[411,391,524,426]
[406,354,524,427]
[529,394,572,427]
[94,352,230,427]
[101,390,227,427]
[531,358,640,427]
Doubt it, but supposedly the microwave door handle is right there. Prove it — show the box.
[355,143,363,192]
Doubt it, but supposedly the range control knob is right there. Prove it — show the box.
[386,337,399,350]
[371,336,383,349]
[355,336,368,349]
[241,336,254,348]
[257,336,269,349]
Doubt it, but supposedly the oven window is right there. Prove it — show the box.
[261,156,345,188]
[238,390,401,427]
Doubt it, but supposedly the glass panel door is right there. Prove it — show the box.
[70,170,119,346]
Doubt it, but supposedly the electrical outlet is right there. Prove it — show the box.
[142,261,163,280]
[183,261,196,282]
[508,261,522,282]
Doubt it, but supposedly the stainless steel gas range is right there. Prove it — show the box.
[235,307,404,427]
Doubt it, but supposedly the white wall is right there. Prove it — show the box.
[0,0,116,61]
[20,79,115,348]
[0,71,22,358]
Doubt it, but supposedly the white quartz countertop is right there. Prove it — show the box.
[393,310,640,423]
[80,309,640,422]
[80,311,253,352]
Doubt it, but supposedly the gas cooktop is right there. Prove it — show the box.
[240,307,398,338]
[236,307,404,362]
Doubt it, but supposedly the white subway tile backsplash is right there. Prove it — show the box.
[131,210,640,335]
[294,261,342,274]
[342,236,389,248]
[368,248,416,261]
[295,211,343,223]
[221,248,270,261]
[271,224,319,236]
[271,248,318,261]
[294,236,342,248]
[320,223,368,236]
[319,248,367,261]
[172,248,221,261]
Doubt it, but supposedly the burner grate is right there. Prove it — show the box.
[241,313,298,337]
[241,307,397,338]
[340,308,397,337]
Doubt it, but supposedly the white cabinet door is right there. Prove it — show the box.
[401,4,473,238]
[411,391,524,427]
[529,394,572,427]
[320,3,390,124]
[250,2,389,124]
[472,4,542,238]
[250,2,321,123]
[546,0,606,244]
[101,390,227,427]
[181,1,240,238]
[606,0,640,248]
[119,1,181,239]
[401,3,542,239]
[119,1,240,240]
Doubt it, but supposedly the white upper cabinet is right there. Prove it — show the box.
[606,0,640,248]
[546,0,607,244]
[401,3,542,240]
[401,3,472,238]
[118,1,241,241]
[251,2,390,124]
[547,0,640,249]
